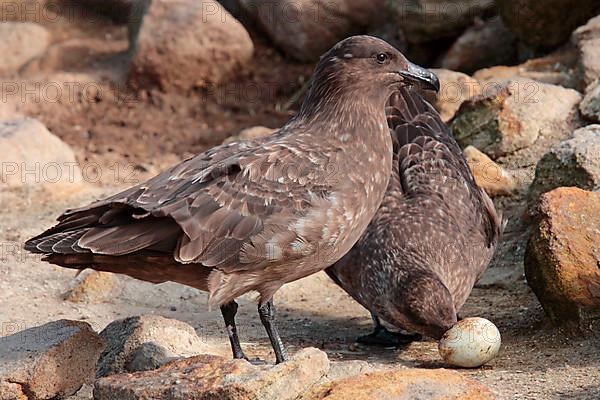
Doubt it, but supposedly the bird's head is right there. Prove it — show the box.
[313,35,440,95]
[386,272,457,340]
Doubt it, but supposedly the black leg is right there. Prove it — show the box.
[258,299,287,364]
[356,313,422,347]
[220,300,247,360]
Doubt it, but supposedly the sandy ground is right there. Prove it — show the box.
[0,3,598,398]
[1,184,598,400]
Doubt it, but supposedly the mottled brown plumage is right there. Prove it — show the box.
[25,36,440,363]
[326,86,502,342]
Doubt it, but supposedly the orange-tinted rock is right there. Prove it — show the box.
[525,187,600,331]
[94,348,329,400]
[420,69,481,122]
[301,368,494,400]
[464,146,516,196]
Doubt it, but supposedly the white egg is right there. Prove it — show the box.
[438,317,501,368]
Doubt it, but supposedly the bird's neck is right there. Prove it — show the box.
[295,85,393,145]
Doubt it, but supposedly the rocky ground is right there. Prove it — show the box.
[1,0,600,399]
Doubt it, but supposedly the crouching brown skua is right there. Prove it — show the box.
[24,36,440,363]
[326,85,502,346]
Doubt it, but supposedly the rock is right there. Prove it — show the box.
[223,126,275,144]
[0,22,49,76]
[573,15,600,87]
[473,46,579,89]
[63,269,119,303]
[529,125,600,201]
[580,81,600,122]
[323,360,379,382]
[238,0,382,62]
[450,78,582,164]
[94,347,329,400]
[464,145,516,196]
[128,0,253,91]
[96,315,213,377]
[441,16,517,74]
[525,187,600,331]
[126,342,177,373]
[496,0,600,50]
[301,368,494,400]
[387,0,495,44]
[0,118,82,187]
[420,69,481,122]
[0,320,105,400]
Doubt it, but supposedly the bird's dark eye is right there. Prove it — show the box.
[375,53,389,64]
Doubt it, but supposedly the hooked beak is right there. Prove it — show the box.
[399,62,440,92]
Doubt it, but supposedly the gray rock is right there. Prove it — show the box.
[0,320,105,400]
[238,0,382,62]
[441,16,517,74]
[96,315,212,377]
[128,0,253,91]
[580,81,600,122]
[126,342,178,373]
[573,15,600,87]
[0,118,82,187]
[387,0,495,44]
[450,78,582,166]
[0,22,49,76]
[530,125,600,201]
[94,347,330,400]
[496,0,600,50]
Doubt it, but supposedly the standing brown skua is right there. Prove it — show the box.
[25,36,440,363]
[327,86,502,345]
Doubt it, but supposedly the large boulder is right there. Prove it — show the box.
[97,315,214,377]
[387,0,495,44]
[128,0,253,91]
[525,187,600,331]
[237,0,382,62]
[0,118,82,187]
[94,348,330,400]
[301,368,494,400]
[572,15,600,88]
[421,68,481,122]
[0,320,105,400]
[529,125,600,201]
[496,0,600,50]
[0,22,49,76]
[441,16,517,74]
[450,78,582,165]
